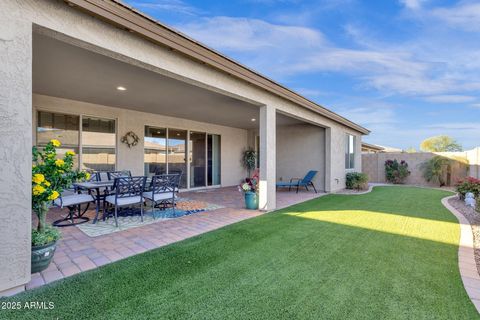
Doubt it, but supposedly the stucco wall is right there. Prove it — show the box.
[0,16,32,294]
[362,152,470,186]
[0,0,367,293]
[276,124,326,191]
[1,0,364,189]
[33,94,248,187]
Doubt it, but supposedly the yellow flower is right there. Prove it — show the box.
[55,159,65,167]
[43,180,51,187]
[48,191,59,200]
[32,173,45,184]
[50,139,61,147]
[32,164,36,169]
[33,184,46,196]
[65,151,76,156]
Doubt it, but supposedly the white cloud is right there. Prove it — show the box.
[177,17,450,95]
[423,95,476,104]
[128,0,200,15]
[399,0,427,10]
[433,2,480,31]
[471,103,480,109]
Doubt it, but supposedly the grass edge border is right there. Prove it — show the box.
[442,195,480,315]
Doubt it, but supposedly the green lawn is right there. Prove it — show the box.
[2,186,478,319]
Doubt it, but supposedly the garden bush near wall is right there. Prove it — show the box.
[456,177,480,213]
[385,159,411,184]
[455,177,480,200]
[346,172,369,190]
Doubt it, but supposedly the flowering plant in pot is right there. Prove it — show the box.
[31,139,89,273]
[238,169,259,210]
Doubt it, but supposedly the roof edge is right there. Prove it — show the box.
[64,0,370,134]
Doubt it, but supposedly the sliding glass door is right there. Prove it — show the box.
[144,126,167,176]
[208,134,221,186]
[144,127,220,189]
[189,132,206,188]
[168,129,187,188]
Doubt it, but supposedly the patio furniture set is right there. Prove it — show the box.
[52,171,181,228]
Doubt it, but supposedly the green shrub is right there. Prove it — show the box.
[346,172,369,190]
[455,177,480,199]
[420,156,451,187]
[385,159,410,184]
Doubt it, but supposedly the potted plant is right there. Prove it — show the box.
[31,139,89,273]
[238,170,259,210]
[242,149,257,178]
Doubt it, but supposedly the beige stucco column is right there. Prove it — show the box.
[0,17,32,295]
[259,105,276,210]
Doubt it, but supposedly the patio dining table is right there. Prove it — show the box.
[74,180,114,224]
[74,178,153,224]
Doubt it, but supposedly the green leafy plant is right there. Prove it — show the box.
[242,149,257,177]
[346,172,369,190]
[32,139,89,246]
[385,159,411,184]
[420,156,452,187]
[455,177,480,200]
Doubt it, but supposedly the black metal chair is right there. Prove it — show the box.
[104,176,146,227]
[107,170,132,180]
[52,190,96,227]
[143,174,180,218]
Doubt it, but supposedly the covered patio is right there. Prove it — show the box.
[28,187,324,289]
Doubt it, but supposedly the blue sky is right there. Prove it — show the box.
[124,0,480,150]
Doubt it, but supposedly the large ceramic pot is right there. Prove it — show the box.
[244,191,258,210]
[31,241,57,274]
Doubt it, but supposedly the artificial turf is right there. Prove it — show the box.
[1,186,478,319]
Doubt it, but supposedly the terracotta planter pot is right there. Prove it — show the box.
[31,241,57,274]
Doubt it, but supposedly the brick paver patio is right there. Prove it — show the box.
[27,187,324,290]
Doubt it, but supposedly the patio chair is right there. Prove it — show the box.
[143,174,180,218]
[104,176,147,227]
[276,170,318,193]
[52,190,96,227]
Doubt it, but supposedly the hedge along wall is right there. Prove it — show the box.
[362,151,475,186]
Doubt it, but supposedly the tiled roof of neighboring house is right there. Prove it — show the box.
[65,0,370,134]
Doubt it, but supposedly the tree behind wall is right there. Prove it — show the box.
[420,135,463,152]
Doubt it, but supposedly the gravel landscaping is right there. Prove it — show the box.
[448,197,480,274]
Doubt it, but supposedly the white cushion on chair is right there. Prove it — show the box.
[105,195,142,206]
[142,191,176,202]
[54,194,95,208]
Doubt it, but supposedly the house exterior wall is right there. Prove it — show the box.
[0,16,32,295]
[276,124,326,191]
[0,0,366,294]
[33,94,248,187]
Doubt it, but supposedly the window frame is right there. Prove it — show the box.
[35,109,118,170]
[345,133,356,170]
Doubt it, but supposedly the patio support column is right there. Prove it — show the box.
[0,17,32,295]
[259,105,276,211]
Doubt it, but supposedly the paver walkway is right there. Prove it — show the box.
[28,187,324,290]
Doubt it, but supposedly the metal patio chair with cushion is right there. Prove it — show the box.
[276,170,318,193]
[143,174,180,218]
[52,189,96,227]
[104,176,147,227]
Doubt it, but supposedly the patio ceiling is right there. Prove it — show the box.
[33,33,301,129]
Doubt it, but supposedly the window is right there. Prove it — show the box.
[345,134,356,170]
[82,116,116,171]
[37,111,80,167]
[144,126,167,177]
[36,111,116,170]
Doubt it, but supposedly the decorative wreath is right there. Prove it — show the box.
[121,131,139,148]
